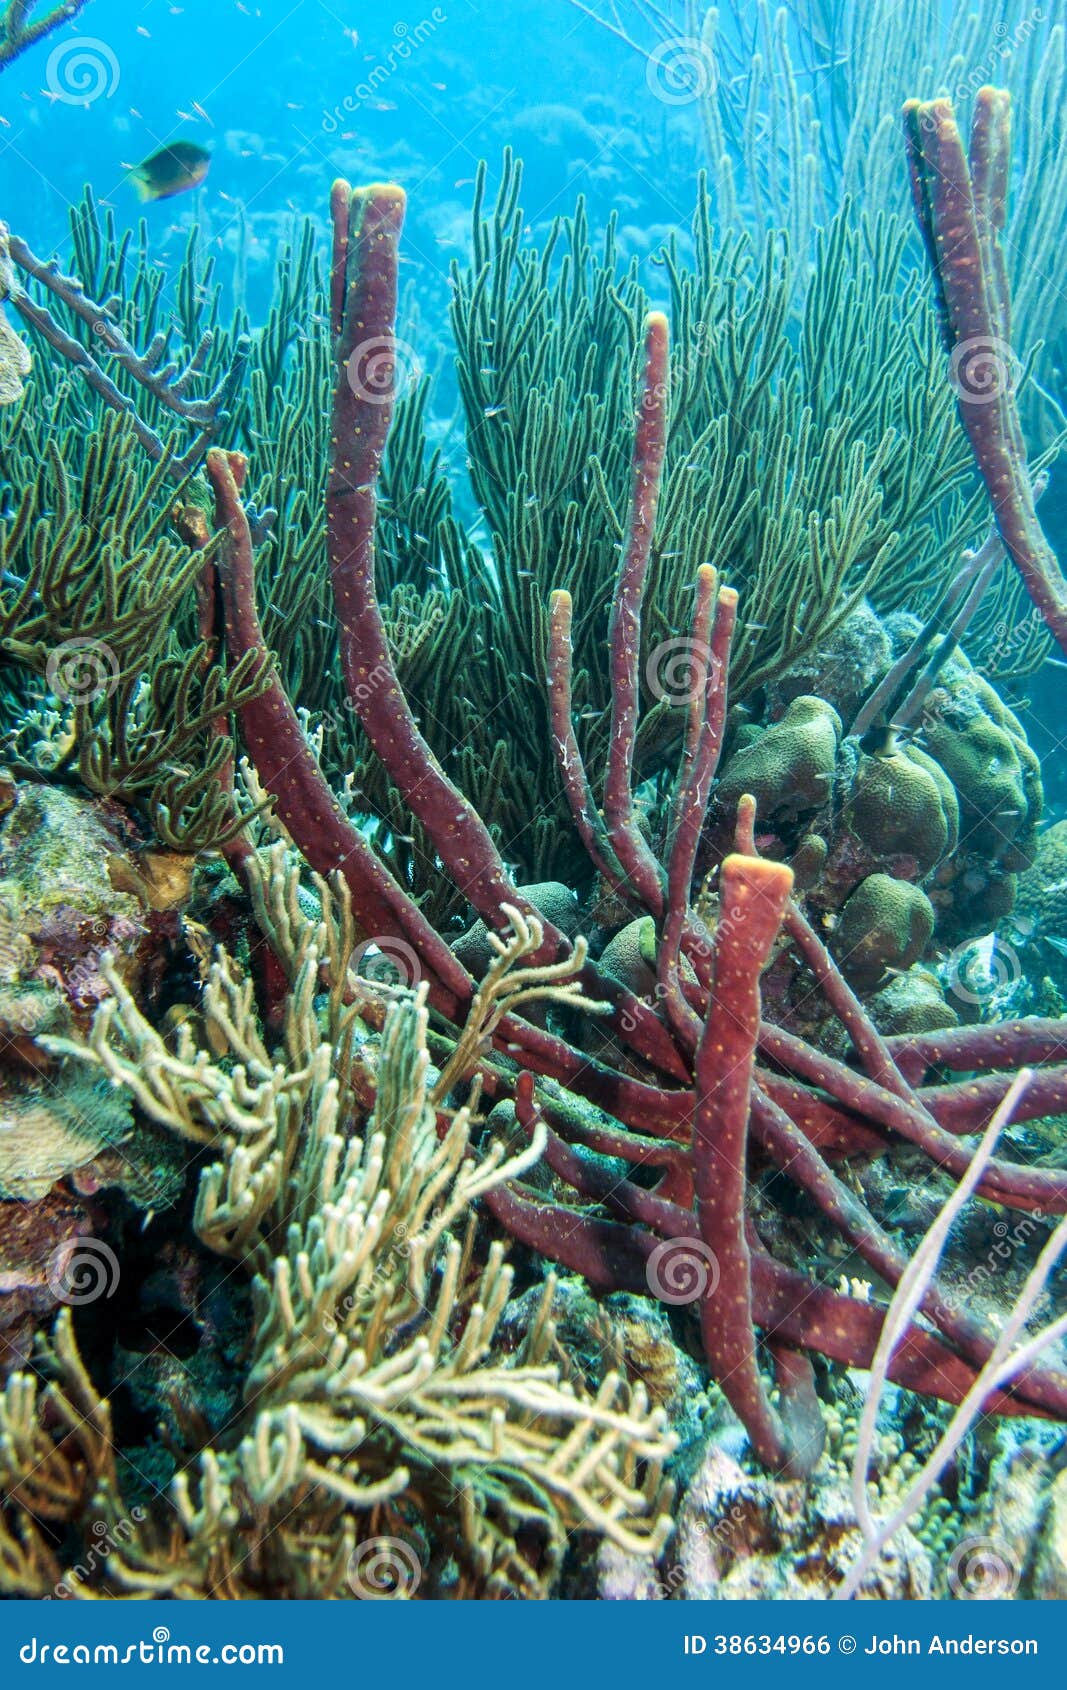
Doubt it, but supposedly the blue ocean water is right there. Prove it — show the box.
[0,0,702,322]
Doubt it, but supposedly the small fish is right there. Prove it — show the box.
[129,140,211,203]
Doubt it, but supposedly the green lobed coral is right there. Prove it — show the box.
[834,872,936,993]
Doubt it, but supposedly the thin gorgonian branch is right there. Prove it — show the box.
[0,2,93,71]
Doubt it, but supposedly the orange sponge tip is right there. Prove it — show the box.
[721,852,795,898]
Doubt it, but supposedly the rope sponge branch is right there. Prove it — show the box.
[327,182,538,944]
[903,88,1067,656]
[322,181,686,1078]
[693,852,802,1473]
[602,310,672,912]
[206,444,473,1015]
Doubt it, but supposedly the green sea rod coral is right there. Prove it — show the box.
[0,1,91,70]
[0,163,993,906]
[0,427,264,848]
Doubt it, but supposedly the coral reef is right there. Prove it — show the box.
[3,883,674,1598]
[193,176,1067,1480]
[701,597,1044,1036]
[601,1408,1067,1601]
[0,80,1066,1601]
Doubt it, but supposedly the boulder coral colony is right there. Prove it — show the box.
[1,0,1067,1600]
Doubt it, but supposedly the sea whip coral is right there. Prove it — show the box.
[206,177,1067,1476]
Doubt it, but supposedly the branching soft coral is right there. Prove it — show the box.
[0,411,266,847]
[0,1,91,71]
[17,867,675,1599]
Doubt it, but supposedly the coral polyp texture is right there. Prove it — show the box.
[1,79,1067,1600]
